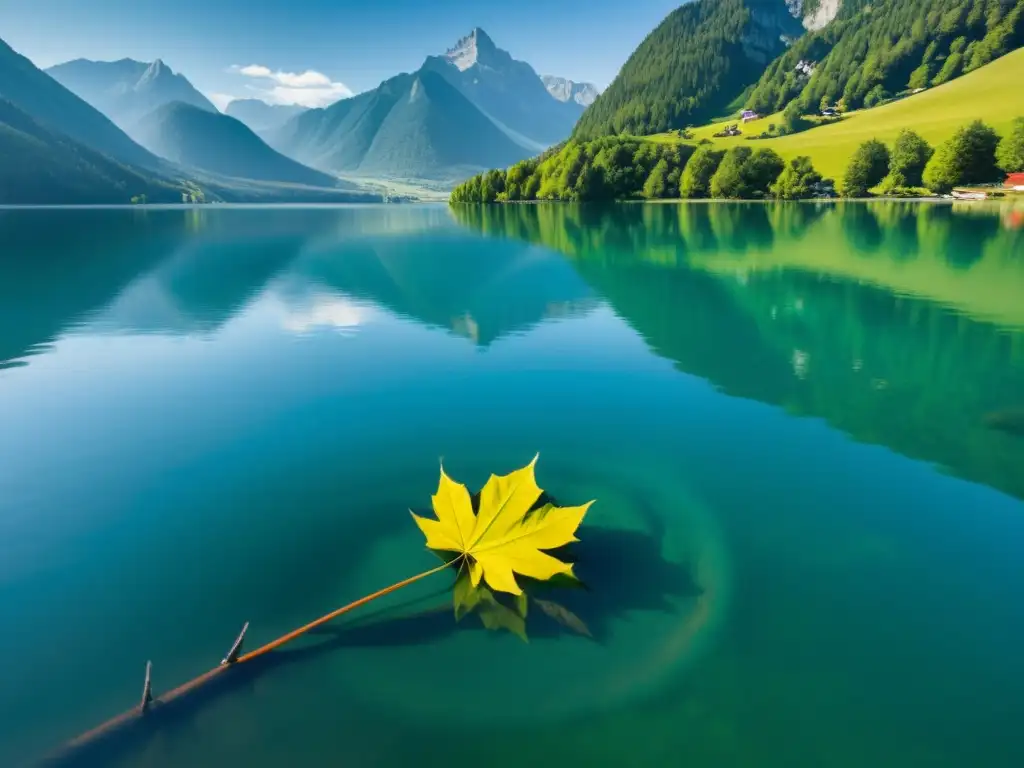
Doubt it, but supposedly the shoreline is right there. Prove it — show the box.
[5,195,1019,210]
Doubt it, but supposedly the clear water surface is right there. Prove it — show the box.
[1,201,1023,767]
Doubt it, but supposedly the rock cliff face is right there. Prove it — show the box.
[423,27,586,145]
[540,75,600,106]
[802,0,843,30]
[783,0,845,29]
[743,4,805,63]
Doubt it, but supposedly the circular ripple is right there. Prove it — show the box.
[319,454,733,725]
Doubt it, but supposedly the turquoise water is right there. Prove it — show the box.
[1,202,1023,767]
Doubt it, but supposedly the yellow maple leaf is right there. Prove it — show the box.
[411,455,593,596]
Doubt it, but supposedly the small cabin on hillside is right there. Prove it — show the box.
[1005,172,1024,191]
[741,110,760,123]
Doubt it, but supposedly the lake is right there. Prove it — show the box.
[1,201,1023,767]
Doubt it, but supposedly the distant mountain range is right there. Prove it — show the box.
[44,56,338,187]
[269,28,600,183]
[225,99,308,135]
[270,67,532,183]
[0,26,599,201]
[0,38,162,170]
[133,101,339,186]
[424,28,589,146]
[0,37,376,204]
[46,58,218,129]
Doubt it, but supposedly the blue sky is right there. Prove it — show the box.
[1,0,682,109]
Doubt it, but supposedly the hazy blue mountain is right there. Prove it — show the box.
[0,98,180,204]
[133,101,340,186]
[270,28,589,184]
[0,37,379,204]
[46,58,217,129]
[271,68,529,183]
[225,99,308,134]
[420,28,585,146]
[540,75,600,107]
[0,37,161,169]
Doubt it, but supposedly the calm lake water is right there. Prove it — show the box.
[2,201,1024,767]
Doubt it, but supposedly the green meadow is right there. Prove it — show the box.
[646,48,1024,180]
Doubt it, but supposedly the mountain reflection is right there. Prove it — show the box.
[0,206,596,370]
[450,202,1024,502]
[285,236,595,345]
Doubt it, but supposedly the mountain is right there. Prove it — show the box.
[574,0,1023,139]
[46,58,217,129]
[133,101,339,186]
[573,0,806,138]
[225,99,308,134]
[0,98,180,204]
[0,37,379,204]
[272,68,530,182]
[47,55,344,188]
[270,28,590,184]
[541,75,600,107]
[420,28,585,146]
[745,0,1024,114]
[0,37,161,168]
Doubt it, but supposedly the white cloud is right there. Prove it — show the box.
[228,63,352,108]
[237,64,272,78]
[279,293,372,334]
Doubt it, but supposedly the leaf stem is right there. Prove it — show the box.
[237,559,455,662]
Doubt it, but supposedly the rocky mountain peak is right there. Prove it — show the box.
[444,27,500,71]
[137,58,172,86]
[540,75,600,106]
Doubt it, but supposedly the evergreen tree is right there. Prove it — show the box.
[573,0,799,138]
[747,0,1024,116]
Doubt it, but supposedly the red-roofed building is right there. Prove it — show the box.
[1005,173,1024,190]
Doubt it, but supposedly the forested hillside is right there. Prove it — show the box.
[451,59,1024,203]
[572,0,803,138]
[0,98,180,204]
[747,0,1024,114]
[571,0,1023,140]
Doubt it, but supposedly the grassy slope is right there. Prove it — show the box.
[645,48,1024,180]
